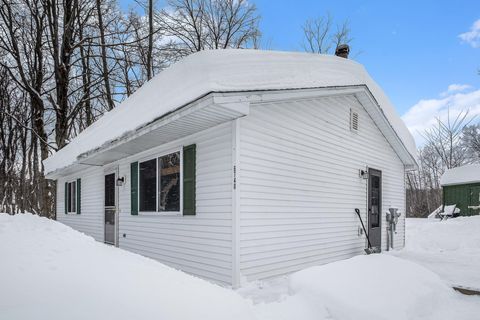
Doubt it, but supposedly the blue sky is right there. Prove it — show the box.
[121,0,480,143]
[255,0,478,109]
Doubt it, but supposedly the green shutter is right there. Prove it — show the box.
[76,178,81,214]
[64,182,68,214]
[183,144,196,215]
[131,162,138,215]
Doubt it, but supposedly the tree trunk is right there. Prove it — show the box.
[146,0,154,80]
[95,0,115,110]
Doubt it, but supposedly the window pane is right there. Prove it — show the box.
[370,176,380,228]
[71,181,76,212]
[104,173,115,207]
[158,152,180,212]
[139,159,157,211]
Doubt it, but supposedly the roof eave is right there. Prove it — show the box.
[46,85,417,179]
[45,93,249,179]
[214,85,418,170]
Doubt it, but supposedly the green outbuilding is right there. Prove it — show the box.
[440,164,480,216]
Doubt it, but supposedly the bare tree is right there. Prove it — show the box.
[332,20,352,50]
[95,0,115,110]
[406,144,444,217]
[77,8,95,128]
[422,109,474,169]
[462,124,480,161]
[0,0,262,216]
[42,0,81,149]
[202,0,260,49]
[160,0,260,56]
[0,0,55,214]
[146,0,154,80]
[302,14,352,54]
[406,109,477,217]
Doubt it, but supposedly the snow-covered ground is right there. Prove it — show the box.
[1,213,479,320]
[391,217,480,290]
[239,256,480,320]
[0,213,255,320]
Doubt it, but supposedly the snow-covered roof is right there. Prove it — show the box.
[44,49,417,175]
[440,164,480,186]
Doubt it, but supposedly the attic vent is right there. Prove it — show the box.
[350,109,359,132]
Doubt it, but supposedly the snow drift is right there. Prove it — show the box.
[2,213,478,320]
[250,254,480,320]
[0,213,255,320]
[289,255,478,320]
[43,49,417,175]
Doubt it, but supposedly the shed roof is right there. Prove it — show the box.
[43,49,417,176]
[440,164,480,186]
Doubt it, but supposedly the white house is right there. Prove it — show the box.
[44,49,417,287]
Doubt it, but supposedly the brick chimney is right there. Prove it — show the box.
[335,44,350,59]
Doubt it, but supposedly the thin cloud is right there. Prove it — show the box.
[459,19,480,48]
[402,88,480,145]
[440,83,472,97]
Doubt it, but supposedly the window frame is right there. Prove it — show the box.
[66,180,77,214]
[137,147,183,216]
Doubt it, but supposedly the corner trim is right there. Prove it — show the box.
[231,119,241,288]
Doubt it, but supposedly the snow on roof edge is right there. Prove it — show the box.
[43,49,417,176]
[440,164,480,186]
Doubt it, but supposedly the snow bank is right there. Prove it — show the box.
[244,254,480,320]
[440,164,480,186]
[289,255,476,320]
[43,49,417,175]
[4,213,477,320]
[393,217,480,290]
[0,213,255,320]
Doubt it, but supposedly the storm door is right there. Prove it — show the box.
[104,172,116,245]
[368,168,382,249]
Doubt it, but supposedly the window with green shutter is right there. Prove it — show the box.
[131,144,195,216]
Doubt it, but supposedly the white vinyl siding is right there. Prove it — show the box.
[55,92,409,287]
[56,167,104,241]
[55,122,233,285]
[238,95,406,281]
[117,122,233,285]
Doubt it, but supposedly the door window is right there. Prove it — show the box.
[105,174,115,207]
[370,175,380,228]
